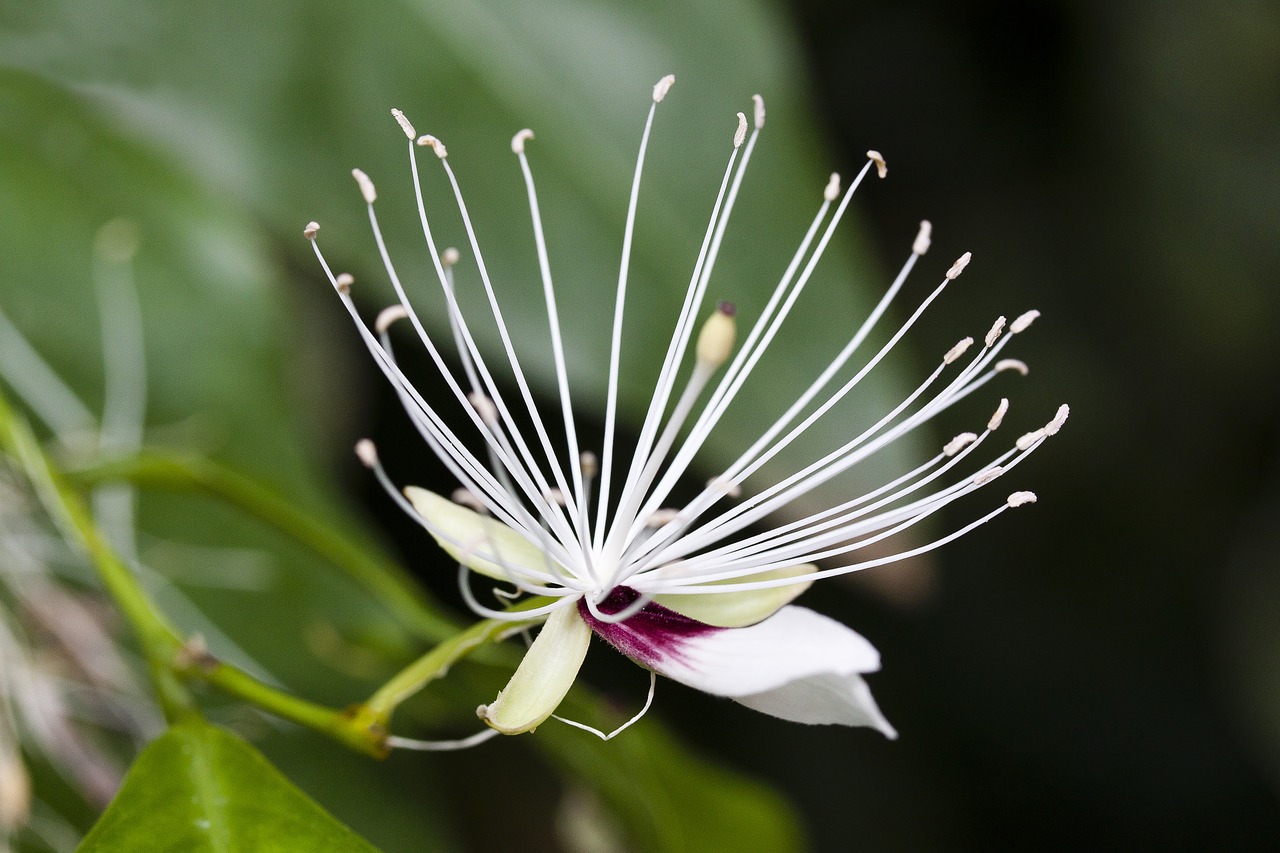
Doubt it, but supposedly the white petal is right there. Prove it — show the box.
[650,564,816,627]
[586,599,894,735]
[404,486,549,580]
[479,605,591,734]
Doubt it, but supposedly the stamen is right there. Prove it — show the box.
[468,392,499,426]
[1011,310,1040,333]
[387,728,502,751]
[866,150,888,179]
[442,246,461,267]
[752,94,765,129]
[1046,403,1070,435]
[512,128,534,154]
[417,135,448,158]
[824,173,841,202]
[988,397,1010,430]
[945,252,971,280]
[451,488,488,513]
[944,337,974,364]
[334,273,353,294]
[303,221,319,240]
[355,438,378,468]
[1007,491,1037,507]
[580,452,599,480]
[375,305,410,335]
[944,432,978,456]
[995,359,1029,375]
[733,112,748,149]
[913,220,932,255]
[1015,428,1045,450]
[391,108,416,140]
[352,169,377,204]
[706,476,741,499]
[647,508,680,527]
[985,316,1007,347]
[973,466,1004,485]
[695,303,737,369]
[652,73,675,102]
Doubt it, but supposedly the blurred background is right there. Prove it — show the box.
[1,1,1278,850]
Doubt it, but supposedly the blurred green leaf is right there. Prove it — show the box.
[78,721,382,852]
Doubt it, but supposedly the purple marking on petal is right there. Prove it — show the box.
[578,587,721,669]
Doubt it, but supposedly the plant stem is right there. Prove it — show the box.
[69,451,459,643]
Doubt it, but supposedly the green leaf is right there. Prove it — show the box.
[78,721,382,853]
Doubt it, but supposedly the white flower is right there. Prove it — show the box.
[306,75,1067,744]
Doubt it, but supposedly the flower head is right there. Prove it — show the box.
[307,76,1067,745]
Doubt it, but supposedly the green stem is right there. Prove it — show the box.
[69,451,459,643]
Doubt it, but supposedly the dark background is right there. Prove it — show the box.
[361,2,1280,850]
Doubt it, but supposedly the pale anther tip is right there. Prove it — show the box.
[303,221,320,240]
[752,94,765,129]
[1046,403,1070,436]
[1007,491,1038,507]
[1011,309,1041,333]
[375,304,410,335]
[733,112,748,148]
[973,466,1004,486]
[944,336,974,364]
[580,451,599,479]
[355,439,378,468]
[442,247,461,267]
[696,305,737,368]
[652,74,675,103]
[985,316,1007,348]
[352,168,377,204]
[912,220,932,255]
[988,398,1010,431]
[995,358,1029,376]
[391,108,416,140]
[512,128,534,154]
[866,150,888,179]
[417,135,448,158]
[468,392,499,425]
[334,273,354,294]
[946,251,972,280]
[1016,428,1046,451]
[944,432,978,457]
[823,173,841,201]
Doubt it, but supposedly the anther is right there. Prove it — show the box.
[512,129,534,154]
[334,273,354,294]
[944,337,974,364]
[913,220,932,255]
[706,476,742,499]
[391,109,416,140]
[733,112,748,149]
[944,432,978,456]
[646,508,680,528]
[823,173,841,202]
[696,303,737,369]
[1045,403,1070,436]
[468,392,499,426]
[1007,491,1038,507]
[451,488,487,513]
[303,221,320,240]
[946,252,971,280]
[652,74,675,103]
[985,316,1007,347]
[1011,310,1040,333]
[352,169,377,204]
[866,150,887,179]
[1016,428,1045,451]
[545,488,567,507]
[580,451,599,479]
[417,135,448,158]
[973,466,1004,486]
[752,94,765,129]
[355,439,378,468]
[988,398,1010,431]
[442,247,461,267]
[995,359,1029,376]
[375,305,409,334]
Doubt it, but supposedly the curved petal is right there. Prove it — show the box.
[581,591,894,735]
[479,604,591,734]
[404,486,549,581]
[648,564,816,627]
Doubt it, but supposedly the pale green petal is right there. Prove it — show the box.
[652,564,817,628]
[479,604,591,734]
[404,486,551,581]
